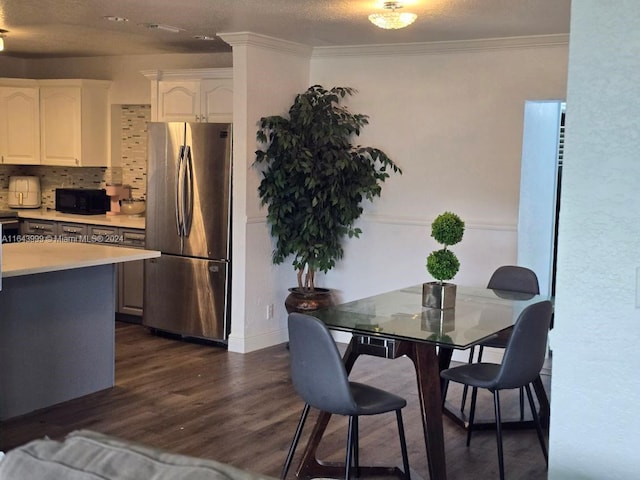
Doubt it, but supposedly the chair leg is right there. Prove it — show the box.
[441,379,450,408]
[525,383,548,466]
[352,415,360,477]
[396,410,411,480]
[519,387,525,421]
[466,386,479,447]
[345,416,356,480]
[493,390,505,480]
[281,403,310,479]
[460,346,475,412]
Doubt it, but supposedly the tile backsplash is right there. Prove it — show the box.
[0,104,150,210]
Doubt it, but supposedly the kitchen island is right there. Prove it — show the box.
[0,242,160,420]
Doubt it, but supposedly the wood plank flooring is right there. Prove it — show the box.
[0,322,550,480]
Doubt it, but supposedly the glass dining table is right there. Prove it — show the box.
[295,284,548,480]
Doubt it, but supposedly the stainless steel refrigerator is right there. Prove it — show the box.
[143,122,232,343]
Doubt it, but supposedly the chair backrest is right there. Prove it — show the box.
[487,265,540,294]
[494,300,553,390]
[287,313,358,415]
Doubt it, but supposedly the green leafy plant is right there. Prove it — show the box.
[255,85,402,290]
[426,211,465,284]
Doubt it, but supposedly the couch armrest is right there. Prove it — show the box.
[0,430,274,480]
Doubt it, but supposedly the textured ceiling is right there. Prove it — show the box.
[0,0,571,59]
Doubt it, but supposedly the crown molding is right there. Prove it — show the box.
[140,67,232,81]
[217,32,313,58]
[311,34,569,58]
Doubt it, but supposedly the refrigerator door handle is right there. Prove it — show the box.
[175,145,185,237]
[183,145,194,236]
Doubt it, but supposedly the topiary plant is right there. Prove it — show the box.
[426,212,465,284]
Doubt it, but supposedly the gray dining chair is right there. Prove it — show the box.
[441,300,552,480]
[459,265,540,418]
[282,313,411,480]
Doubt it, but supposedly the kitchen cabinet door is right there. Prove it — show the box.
[39,80,110,167]
[117,228,146,317]
[40,86,82,166]
[118,260,144,317]
[0,87,41,165]
[20,219,56,236]
[57,222,88,241]
[157,81,201,122]
[145,69,233,123]
[200,78,233,123]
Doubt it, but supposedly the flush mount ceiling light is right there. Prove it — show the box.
[368,1,417,30]
[139,23,183,33]
[103,16,129,23]
[193,35,217,41]
[0,29,7,52]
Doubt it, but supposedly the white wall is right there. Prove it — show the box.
[219,33,311,353]
[549,2,640,478]
[0,56,27,77]
[309,39,569,303]
[221,35,568,354]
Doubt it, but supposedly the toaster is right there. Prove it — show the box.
[8,176,41,208]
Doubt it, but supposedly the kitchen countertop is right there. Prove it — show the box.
[2,241,160,278]
[14,209,146,230]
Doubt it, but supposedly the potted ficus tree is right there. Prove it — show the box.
[422,211,465,309]
[255,85,402,313]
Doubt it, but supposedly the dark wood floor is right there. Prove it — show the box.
[0,322,550,480]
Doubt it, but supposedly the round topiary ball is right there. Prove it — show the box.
[426,248,460,282]
[431,212,465,247]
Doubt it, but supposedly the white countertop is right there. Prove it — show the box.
[15,209,145,230]
[2,242,160,278]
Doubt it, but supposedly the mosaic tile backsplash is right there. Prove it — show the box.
[0,105,150,210]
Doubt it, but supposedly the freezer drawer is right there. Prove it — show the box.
[143,255,229,342]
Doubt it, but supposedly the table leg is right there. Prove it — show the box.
[532,374,550,427]
[401,342,448,480]
[438,347,454,391]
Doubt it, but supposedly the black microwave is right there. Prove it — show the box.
[55,188,109,215]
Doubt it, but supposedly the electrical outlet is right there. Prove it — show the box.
[266,303,274,319]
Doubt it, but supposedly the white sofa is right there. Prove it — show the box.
[0,430,274,480]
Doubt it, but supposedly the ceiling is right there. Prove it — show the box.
[0,0,571,59]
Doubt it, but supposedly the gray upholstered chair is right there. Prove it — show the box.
[282,313,411,480]
[441,300,552,480]
[460,265,540,418]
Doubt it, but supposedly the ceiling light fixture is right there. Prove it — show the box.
[368,1,417,30]
[103,16,129,23]
[193,35,217,41]
[0,29,7,52]
[140,23,183,34]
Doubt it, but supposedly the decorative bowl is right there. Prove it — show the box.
[120,199,145,216]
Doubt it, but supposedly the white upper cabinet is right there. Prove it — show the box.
[39,80,111,167]
[0,81,41,165]
[143,68,233,123]
[157,80,201,122]
[200,77,233,123]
